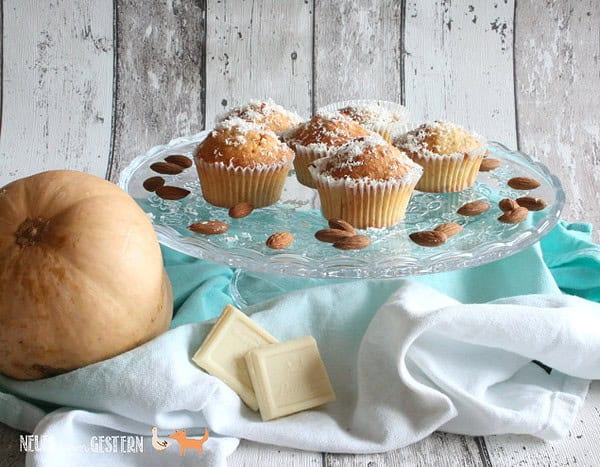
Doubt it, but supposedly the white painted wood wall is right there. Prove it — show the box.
[0,0,599,465]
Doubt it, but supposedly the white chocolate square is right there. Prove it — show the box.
[192,305,278,410]
[245,336,336,421]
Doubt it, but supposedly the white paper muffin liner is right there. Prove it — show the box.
[291,144,336,188]
[308,159,423,229]
[393,125,487,192]
[195,158,292,208]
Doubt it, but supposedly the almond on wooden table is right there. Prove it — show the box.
[332,235,371,250]
[143,176,165,192]
[315,228,355,243]
[516,196,548,211]
[328,218,356,234]
[229,202,254,218]
[457,200,490,216]
[188,220,229,235]
[498,198,519,212]
[498,206,529,224]
[507,177,541,190]
[165,154,193,169]
[266,232,294,249]
[155,185,190,200]
[479,158,501,172]
[150,161,183,175]
[409,230,447,247]
[434,222,463,238]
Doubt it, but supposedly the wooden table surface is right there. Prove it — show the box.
[1,1,598,465]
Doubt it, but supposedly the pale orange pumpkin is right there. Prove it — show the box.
[0,170,173,380]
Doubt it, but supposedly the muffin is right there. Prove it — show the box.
[217,99,302,134]
[320,99,409,143]
[393,121,486,192]
[284,111,371,188]
[309,134,423,229]
[194,118,294,208]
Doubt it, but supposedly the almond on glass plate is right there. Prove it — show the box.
[120,132,564,279]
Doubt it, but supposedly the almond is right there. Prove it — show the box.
[498,198,519,212]
[409,230,447,247]
[434,222,463,238]
[457,200,490,216]
[228,202,254,218]
[165,154,193,169]
[498,206,529,224]
[328,218,356,234]
[507,177,541,190]
[315,228,355,243]
[479,158,501,171]
[143,176,165,192]
[155,185,190,200]
[266,231,294,249]
[333,235,371,250]
[516,196,548,211]
[150,162,184,175]
[188,220,229,235]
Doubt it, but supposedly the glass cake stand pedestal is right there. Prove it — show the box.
[120,132,565,307]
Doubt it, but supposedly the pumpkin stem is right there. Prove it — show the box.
[15,217,50,247]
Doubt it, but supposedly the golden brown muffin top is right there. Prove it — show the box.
[394,120,484,158]
[313,134,422,182]
[218,99,302,134]
[285,112,371,149]
[195,119,294,168]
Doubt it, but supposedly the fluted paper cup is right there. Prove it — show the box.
[309,160,422,229]
[196,159,291,208]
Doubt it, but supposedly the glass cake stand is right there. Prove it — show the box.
[120,131,564,306]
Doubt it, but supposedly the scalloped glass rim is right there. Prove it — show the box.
[119,131,565,279]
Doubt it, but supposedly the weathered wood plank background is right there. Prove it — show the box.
[0,0,598,466]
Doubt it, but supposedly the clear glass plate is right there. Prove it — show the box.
[119,131,564,279]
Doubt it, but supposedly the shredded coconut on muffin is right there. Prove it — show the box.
[284,111,372,151]
[217,99,302,133]
[338,103,408,127]
[311,134,422,184]
[196,119,294,169]
[394,121,486,160]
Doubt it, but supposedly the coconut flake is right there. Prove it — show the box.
[310,134,422,183]
[215,116,265,134]
[394,121,486,160]
[339,102,409,127]
[218,98,302,126]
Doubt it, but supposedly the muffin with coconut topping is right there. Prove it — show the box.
[284,111,371,188]
[218,99,302,135]
[323,99,409,143]
[393,120,486,192]
[309,134,422,229]
[194,118,294,208]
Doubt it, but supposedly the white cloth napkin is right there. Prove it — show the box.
[13,280,600,466]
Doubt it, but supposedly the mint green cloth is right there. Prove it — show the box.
[0,221,598,436]
[0,220,598,467]
[162,221,599,325]
[540,222,600,301]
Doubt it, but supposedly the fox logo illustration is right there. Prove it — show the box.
[168,428,209,456]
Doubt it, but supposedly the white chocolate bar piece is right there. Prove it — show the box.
[192,304,278,410]
[245,336,336,421]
